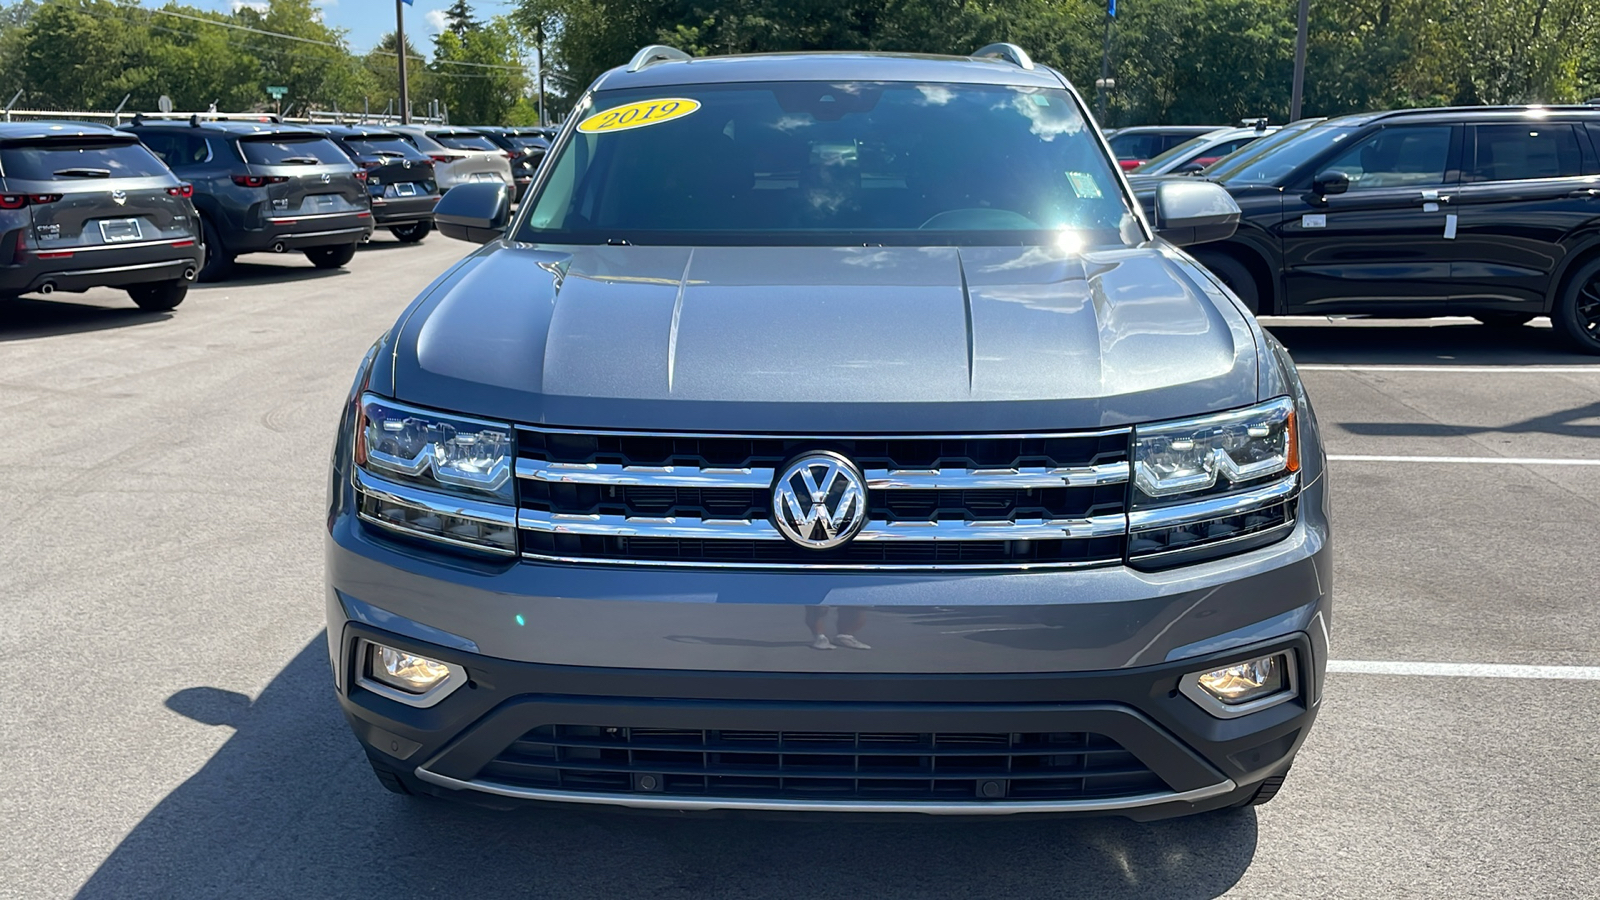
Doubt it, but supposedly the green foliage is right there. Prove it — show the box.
[430,13,530,125]
[516,0,1600,124]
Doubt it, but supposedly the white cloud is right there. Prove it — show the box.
[229,0,268,11]
[424,9,449,32]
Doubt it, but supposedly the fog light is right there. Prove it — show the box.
[1180,650,1299,718]
[1197,655,1284,704]
[369,643,452,694]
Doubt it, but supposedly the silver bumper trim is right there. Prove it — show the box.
[411,767,1239,815]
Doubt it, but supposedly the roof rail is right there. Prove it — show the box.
[972,43,1034,71]
[627,45,691,73]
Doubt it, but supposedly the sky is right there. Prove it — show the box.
[162,0,521,56]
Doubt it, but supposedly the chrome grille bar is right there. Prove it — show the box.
[517,459,1129,490]
[518,510,1128,542]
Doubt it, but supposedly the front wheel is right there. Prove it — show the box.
[196,216,232,283]
[1192,251,1261,315]
[1231,771,1289,808]
[304,243,357,269]
[1553,258,1600,354]
[390,222,431,243]
[127,280,188,312]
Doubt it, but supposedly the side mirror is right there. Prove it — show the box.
[1312,170,1350,196]
[1153,180,1240,247]
[1175,162,1206,175]
[435,182,511,244]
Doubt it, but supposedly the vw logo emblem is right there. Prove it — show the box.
[772,452,868,550]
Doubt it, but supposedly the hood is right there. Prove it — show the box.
[389,243,1262,433]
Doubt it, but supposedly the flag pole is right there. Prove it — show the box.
[396,0,411,124]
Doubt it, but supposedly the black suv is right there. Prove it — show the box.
[472,126,554,200]
[1138,107,1600,351]
[314,124,439,243]
[124,118,373,280]
[0,121,201,310]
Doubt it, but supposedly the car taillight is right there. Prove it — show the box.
[503,151,516,159]
[0,194,26,209]
[354,170,368,181]
[29,193,61,204]
[428,154,453,164]
[166,183,194,198]
[231,175,289,188]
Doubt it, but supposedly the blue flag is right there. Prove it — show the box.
[1108,0,1116,15]
[402,0,413,5]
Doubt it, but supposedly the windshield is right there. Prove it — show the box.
[0,139,168,179]
[1134,133,1218,172]
[519,82,1138,247]
[1209,123,1360,185]
[240,136,350,166]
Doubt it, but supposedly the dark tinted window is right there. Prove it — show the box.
[343,134,430,161]
[504,135,549,150]
[432,133,499,152]
[1108,132,1160,160]
[523,81,1135,247]
[0,138,169,180]
[239,135,350,165]
[1469,123,1583,181]
[1322,126,1452,189]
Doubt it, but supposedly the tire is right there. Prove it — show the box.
[390,222,431,243]
[1232,772,1289,808]
[305,242,357,269]
[369,760,413,795]
[1553,257,1600,354]
[1192,250,1261,314]
[126,280,188,312]
[196,216,232,283]
[1473,312,1535,328]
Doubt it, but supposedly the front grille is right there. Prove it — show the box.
[515,428,1132,569]
[479,725,1167,802]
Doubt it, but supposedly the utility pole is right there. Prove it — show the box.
[396,0,411,124]
[535,18,546,126]
[1097,0,1115,123]
[1290,0,1310,121]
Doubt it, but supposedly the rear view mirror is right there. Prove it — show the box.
[435,182,511,244]
[1312,170,1350,196]
[1153,180,1240,247]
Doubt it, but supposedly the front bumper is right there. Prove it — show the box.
[337,620,1318,819]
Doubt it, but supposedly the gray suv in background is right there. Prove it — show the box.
[326,45,1332,819]
[125,118,373,280]
[0,121,201,310]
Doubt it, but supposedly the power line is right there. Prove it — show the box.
[143,5,530,71]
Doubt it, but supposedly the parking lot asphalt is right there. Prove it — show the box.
[2,238,1597,899]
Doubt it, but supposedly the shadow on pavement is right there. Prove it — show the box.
[79,637,1257,900]
[0,296,172,341]
[1264,318,1597,366]
[1342,400,1600,440]
[194,261,348,290]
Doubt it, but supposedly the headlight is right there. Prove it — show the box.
[353,394,517,555]
[1128,397,1300,563]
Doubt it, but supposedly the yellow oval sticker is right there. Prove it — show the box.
[577,98,701,134]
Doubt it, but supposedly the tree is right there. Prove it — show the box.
[431,15,528,124]
[444,0,479,39]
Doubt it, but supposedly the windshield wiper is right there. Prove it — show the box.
[53,167,111,178]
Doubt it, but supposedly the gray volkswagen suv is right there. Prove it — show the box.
[326,45,1332,819]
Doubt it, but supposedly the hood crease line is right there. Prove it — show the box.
[956,248,974,394]
[666,247,695,393]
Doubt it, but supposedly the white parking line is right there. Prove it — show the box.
[1299,364,1600,373]
[1329,454,1600,466]
[1330,660,1600,680]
